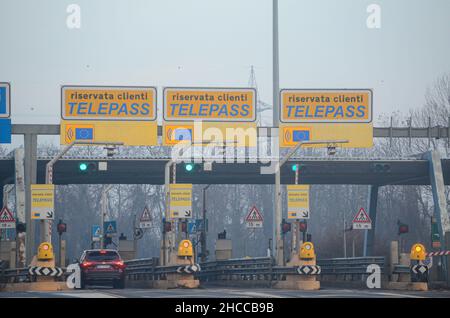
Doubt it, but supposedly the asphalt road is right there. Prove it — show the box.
[1,286,450,298]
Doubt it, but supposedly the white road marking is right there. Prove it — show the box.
[368,292,425,298]
[225,290,286,298]
[57,292,123,298]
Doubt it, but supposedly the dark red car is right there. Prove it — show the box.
[78,249,126,289]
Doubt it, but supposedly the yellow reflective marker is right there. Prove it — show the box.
[178,239,194,257]
[62,86,157,121]
[60,120,158,146]
[299,242,316,260]
[410,243,426,261]
[37,242,54,260]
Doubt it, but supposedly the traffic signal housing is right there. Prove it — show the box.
[16,222,26,233]
[281,219,291,234]
[299,221,308,233]
[78,162,97,173]
[57,219,67,235]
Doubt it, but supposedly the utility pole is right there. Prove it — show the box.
[271,0,280,265]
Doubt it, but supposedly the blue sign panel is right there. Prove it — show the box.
[0,119,11,144]
[188,219,206,234]
[0,83,10,118]
[293,130,310,142]
[92,225,101,238]
[174,128,192,141]
[188,220,197,234]
[75,127,94,140]
[104,221,117,234]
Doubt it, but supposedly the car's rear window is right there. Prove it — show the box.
[85,251,120,261]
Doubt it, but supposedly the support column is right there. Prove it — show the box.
[14,148,26,267]
[424,150,450,281]
[24,133,37,265]
[363,185,379,256]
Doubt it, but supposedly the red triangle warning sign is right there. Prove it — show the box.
[352,207,371,224]
[245,206,263,222]
[140,206,152,222]
[0,206,15,223]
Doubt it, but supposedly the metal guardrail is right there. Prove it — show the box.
[393,264,410,274]
[0,256,392,286]
[317,257,386,275]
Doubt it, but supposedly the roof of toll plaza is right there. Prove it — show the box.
[0,155,449,186]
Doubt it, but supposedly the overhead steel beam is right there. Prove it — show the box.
[10,124,450,140]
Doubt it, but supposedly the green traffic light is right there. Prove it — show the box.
[79,163,88,171]
[291,164,298,172]
[185,163,194,172]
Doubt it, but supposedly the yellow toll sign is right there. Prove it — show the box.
[169,184,193,219]
[31,184,55,220]
[62,86,157,121]
[164,88,256,122]
[280,89,373,148]
[287,185,310,220]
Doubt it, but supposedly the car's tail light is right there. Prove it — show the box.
[112,260,126,269]
[80,261,94,268]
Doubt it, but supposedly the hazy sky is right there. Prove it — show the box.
[1,0,450,146]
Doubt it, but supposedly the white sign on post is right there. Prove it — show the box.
[0,206,15,229]
[245,205,263,228]
[139,206,152,229]
[352,207,372,230]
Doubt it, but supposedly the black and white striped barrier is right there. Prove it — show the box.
[29,266,64,277]
[176,264,201,274]
[296,265,321,275]
[410,264,428,283]
[427,251,450,257]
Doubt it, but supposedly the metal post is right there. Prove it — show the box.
[272,0,279,127]
[24,133,37,265]
[101,185,112,249]
[343,218,347,258]
[58,232,62,266]
[201,184,211,263]
[363,185,379,256]
[163,160,173,266]
[44,141,123,246]
[274,139,349,265]
[275,167,283,265]
[271,0,280,265]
